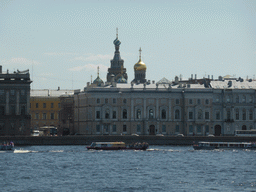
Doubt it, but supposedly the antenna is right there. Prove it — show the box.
[116,27,118,39]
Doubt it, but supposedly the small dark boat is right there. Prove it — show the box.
[193,141,256,150]
[87,142,149,150]
[0,142,14,150]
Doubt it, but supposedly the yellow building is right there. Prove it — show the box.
[30,89,74,131]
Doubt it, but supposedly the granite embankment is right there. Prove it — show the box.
[1,135,256,146]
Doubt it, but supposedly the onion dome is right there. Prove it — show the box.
[93,66,104,86]
[134,48,146,71]
[117,76,127,83]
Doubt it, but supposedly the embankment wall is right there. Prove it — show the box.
[1,136,256,146]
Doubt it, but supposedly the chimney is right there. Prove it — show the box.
[191,74,193,80]
[211,75,213,80]
[57,86,60,91]
[195,74,197,80]
[0,65,2,73]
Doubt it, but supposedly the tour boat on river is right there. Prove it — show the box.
[0,142,14,151]
[87,142,149,150]
[193,141,256,150]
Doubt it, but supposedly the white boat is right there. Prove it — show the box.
[193,141,256,150]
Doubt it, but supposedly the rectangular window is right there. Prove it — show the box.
[36,103,39,108]
[216,111,220,120]
[10,90,15,95]
[175,125,179,133]
[112,125,116,132]
[0,106,5,115]
[189,112,193,120]
[189,99,193,104]
[137,124,141,133]
[205,112,209,120]
[43,113,47,119]
[112,111,116,119]
[189,125,193,134]
[205,125,209,133]
[197,99,201,105]
[162,125,166,133]
[105,98,108,104]
[96,111,100,119]
[43,103,46,108]
[51,103,54,108]
[176,99,179,105]
[113,98,116,104]
[197,125,201,134]
[35,113,39,119]
[123,125,127,132]
[205,99,209,105]
[10,105,15,115]
[96,125,100,133]
[51,113,54,120]
[97,98,100,104]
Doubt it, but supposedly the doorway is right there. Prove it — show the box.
[149,125,155,135]
[214,125,221,136]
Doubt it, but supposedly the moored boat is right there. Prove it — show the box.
[0,142,14,150]
[86,142,149,150]
[193,141,256,150]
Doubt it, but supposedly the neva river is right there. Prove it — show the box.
[1,145,256,192]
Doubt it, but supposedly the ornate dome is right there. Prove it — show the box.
[117,75,127,83]
[134,48,146,71]
[93,66,104,86]
[134,59,147,71]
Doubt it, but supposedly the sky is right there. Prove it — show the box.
[0,0,256,90]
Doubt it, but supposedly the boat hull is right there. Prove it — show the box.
[0,145,14,150]
[87,146,148,150]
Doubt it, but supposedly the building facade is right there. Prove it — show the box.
[0,66,32,136]
[30,89,74,132]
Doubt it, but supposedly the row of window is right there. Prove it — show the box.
[96,98,210,105]
[34,113,57,120]
[95,108,254,121]
[216,95,254,103]
[30,103,60,109]
[0,105,26,115]
[0,89,26,96]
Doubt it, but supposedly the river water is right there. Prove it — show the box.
[1,145,256,192]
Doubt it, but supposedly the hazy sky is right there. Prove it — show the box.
[1,0,256,90]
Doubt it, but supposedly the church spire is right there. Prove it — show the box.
[139,47,142,60]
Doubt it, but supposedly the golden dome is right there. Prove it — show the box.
[134,59,147,71]
[134,47,146,71]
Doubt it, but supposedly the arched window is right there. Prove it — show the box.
[149,109,154,119]
[175,109,180,119]
[161,109,166,119]
[198,110,203,119]
[136,109,141,119]
[242,109,246,120]
[242,125,247,130]
[123,109,127,119]
[105,109,110,119]
[235,109,239,120]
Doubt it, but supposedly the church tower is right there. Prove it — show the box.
[132,48,147,84]
[106,28,128,83]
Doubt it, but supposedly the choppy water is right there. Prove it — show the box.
[1,145,256,192]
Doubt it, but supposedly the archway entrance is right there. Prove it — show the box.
[242,125,247,130]
[214,125,221,136]
[149,125,155,135]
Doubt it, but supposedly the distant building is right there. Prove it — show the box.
[59,93,74,135]
[0,66,32,136]
[30,89,74,134]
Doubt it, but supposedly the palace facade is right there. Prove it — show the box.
[73,35,256,136]
[0,66,32,136]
